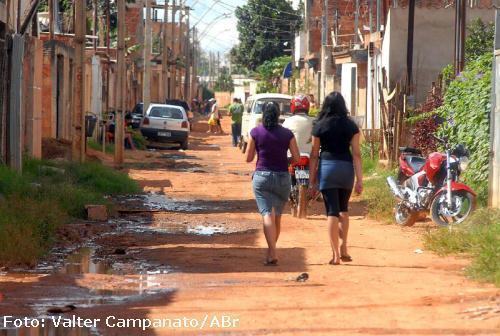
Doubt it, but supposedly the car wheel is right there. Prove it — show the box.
[180,139,189,150]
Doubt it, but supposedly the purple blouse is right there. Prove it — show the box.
[250,125,294,172]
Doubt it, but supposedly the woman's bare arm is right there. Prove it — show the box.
[289,137,300,164]
[351,133,363,194]
[309,136,321,188]
[246,136,257,163]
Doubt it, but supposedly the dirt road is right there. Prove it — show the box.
[1,118,499,335]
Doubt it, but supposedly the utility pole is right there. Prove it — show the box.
[93,0,98,50]
[216,51,220,78]
[143,0,152,112]
[115,0,126,164]
[407,0,415,94]
[184,8,191,102]
[376,0,381,31]
[369,0,373,33]
[454,0,467,75]
[48,0,54,39]
[73,0,86,162]
[162,0,169,102]
[354,0,359,44]
[170,0,177,99]
[320,0,329,102]
[176,2,185,99]
[104,0,111,153]
[191,28,198,100]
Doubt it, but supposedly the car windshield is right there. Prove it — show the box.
[252,98,291,114]
[132,103,143,115]
[149,106,184,119]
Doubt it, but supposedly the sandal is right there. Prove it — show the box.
[264,259,278,266]
[329,259,340,265]
[341,255,353,262]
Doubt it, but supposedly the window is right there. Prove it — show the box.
[149,107,184,119]
[252,98,291,115]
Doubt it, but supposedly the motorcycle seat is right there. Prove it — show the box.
[404,156,426,173]
[399,147,422,155]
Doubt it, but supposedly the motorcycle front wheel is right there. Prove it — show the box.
[394,203,418,227]
[430,191,475,226]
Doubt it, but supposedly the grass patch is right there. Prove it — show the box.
[0,158,140,266]
[360,142,395,223]
[130,129,147,150]
[362,170,396,223]
[424,209,500,286]
[88,140,115,154]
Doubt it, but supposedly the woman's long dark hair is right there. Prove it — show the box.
[262,102,280,130]
[317,91,349,122]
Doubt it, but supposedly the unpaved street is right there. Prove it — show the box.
[1,119,499,335]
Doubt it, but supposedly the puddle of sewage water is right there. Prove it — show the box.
[114,193,223,213]
[60,248,113,275]
[186,225,226,235]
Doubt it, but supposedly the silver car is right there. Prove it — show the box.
[140,104,190,150]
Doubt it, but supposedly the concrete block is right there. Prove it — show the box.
[85,205,108,222]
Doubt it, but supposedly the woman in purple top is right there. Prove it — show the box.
[246,102,300,266]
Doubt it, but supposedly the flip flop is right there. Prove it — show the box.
[341,255,353,262]
[264,259,278,266]
[329,259,340,265]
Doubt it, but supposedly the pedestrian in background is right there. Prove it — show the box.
[229,98,243,147]
[309,91,363,265]
[246,102,300,266]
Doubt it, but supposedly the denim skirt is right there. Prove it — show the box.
[318,159,355,191]
[252,171,291,216]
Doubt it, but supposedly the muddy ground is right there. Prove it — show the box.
[0,118,499,336]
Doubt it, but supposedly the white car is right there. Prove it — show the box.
[241,93,292,152]
[140,103,190,150]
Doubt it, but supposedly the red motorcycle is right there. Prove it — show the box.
[387,137,476,226]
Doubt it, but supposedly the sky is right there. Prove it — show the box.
[154,0,301,54]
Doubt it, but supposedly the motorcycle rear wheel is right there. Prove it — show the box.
[395,203,418,227]
[297,185,308,219]
[430,191,475,227]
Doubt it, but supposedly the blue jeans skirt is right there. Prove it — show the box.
[252,171,291,216]
[318,159,355,190]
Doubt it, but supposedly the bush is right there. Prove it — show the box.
[0,196,67,266]
[436,54,492,205]
[424,209,500,286]
[361,142,379,176]
[363,170,396,223]
[0,159,140,266]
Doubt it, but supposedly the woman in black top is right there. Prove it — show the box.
[309,92,363,265]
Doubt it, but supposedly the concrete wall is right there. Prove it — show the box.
[384,7,495,104]
[214,92,232,108]
[23,36,43,158]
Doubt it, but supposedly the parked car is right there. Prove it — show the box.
[140,103,190,150]
[128,103,144,129]
[240,93,292,152]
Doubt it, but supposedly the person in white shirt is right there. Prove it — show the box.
[283,94,314,154]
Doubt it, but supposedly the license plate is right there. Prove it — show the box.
[158,131,171,137]
[295,169,309,179]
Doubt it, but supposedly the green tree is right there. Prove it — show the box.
[214,67,235,92]
[256,56,291,93]
[232,0,302,70]
[465,18,495,63]
[437,54,492,204]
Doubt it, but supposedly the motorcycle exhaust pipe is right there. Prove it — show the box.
[386,176,405,200]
